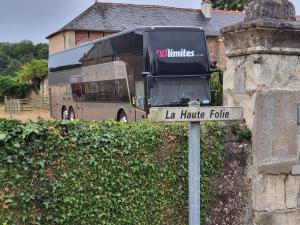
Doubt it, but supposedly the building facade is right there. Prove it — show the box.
[47,1,245,69]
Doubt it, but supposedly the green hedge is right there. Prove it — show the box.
[0,119,226,225]
[0,76,33,102]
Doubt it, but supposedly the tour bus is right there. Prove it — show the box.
[48,26,218,122]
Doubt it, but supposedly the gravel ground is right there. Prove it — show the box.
[0,106,50,121]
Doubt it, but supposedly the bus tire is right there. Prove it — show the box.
[62,106,68,120]
[118,110,128,123]
[69,107,75,121]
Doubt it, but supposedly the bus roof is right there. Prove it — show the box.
[49,26,204,57]
[48,26,205,72]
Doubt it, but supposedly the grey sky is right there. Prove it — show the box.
[0,0,299,43]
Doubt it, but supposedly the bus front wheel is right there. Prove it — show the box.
[118,110,128,123]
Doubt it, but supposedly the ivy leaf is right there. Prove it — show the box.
[6,156,13,164]
[0,132,7,140]
[14,143,21,148]
[38,160,46,168]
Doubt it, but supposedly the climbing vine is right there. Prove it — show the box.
[0,119,227,225]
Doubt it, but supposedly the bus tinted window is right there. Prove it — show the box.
[115,79,129,101]
[71,79,129,102]
[49,43,94,71]
[99,80,114,101]
[144,29,209,76]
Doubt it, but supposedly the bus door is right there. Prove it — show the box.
[134,78,146,120]
[74,101,83,120]
[71,76,85,119]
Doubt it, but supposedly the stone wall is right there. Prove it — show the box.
[222,1,300,224]
[254,174,300,225]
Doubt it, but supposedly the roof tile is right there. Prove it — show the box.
[47,2,245,38]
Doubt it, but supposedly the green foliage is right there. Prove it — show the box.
[212,0,248,11]
[0,119,227,225]
[0,76,33,102]
[17,59,48,90]
[211,72,223,106]
[0,41,48,99]
[0,41,48,76]
[229,122,252,142]
[0,53,20,76]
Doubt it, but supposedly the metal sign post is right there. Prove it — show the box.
[149,103,243,225]
[188,101,201,225]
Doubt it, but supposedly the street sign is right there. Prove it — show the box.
[149,106,243,122]
[149,103,243,225]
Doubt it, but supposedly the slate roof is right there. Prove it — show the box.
[47,2,245,38]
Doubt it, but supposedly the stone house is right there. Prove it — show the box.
[46,0,245,69]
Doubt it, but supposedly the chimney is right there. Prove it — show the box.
[201,0,212,18]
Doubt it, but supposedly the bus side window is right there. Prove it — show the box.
[114,79,129,102]
[85,82,99,101]
[99,80,114,101]
[71,83,84,97]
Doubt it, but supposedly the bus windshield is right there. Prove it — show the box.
[150,76,211,107]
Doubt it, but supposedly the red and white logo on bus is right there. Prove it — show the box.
[156,49,195,58]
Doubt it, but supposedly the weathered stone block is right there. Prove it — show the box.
[286,175,300,209]
[245,55,300,91]
[252,90,300,173]
[223,53,300,131]
[292,165,300,175]
[255,210,300,225]
[223,57,243,91]
[254,174,286,211]
[223,24,300,58]
[234,65,246,94]
[223,91,256,129]
[245,0,296,22]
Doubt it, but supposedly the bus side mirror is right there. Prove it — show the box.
[219,71,223,85]
[142,72,151,77]
[147,75,154,89]
[142,72,154,89]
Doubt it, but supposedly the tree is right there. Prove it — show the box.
[212,0,248,11]
[0,53,20,75]
[0,76,33,101]
[0,41,48,76]
[35,43,49,59]
[17,59,48,92]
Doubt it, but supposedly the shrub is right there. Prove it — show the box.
[0,76,33,102]
[0,120,226,225]
[17,59,48,92]
[211,72,223,106]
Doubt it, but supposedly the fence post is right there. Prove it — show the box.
[4,96,7,113]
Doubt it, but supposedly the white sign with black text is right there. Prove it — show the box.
[149,106,243,122]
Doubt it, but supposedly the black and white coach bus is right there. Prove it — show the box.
[48,26,219,122]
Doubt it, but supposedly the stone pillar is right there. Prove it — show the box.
[222,0,300,224]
